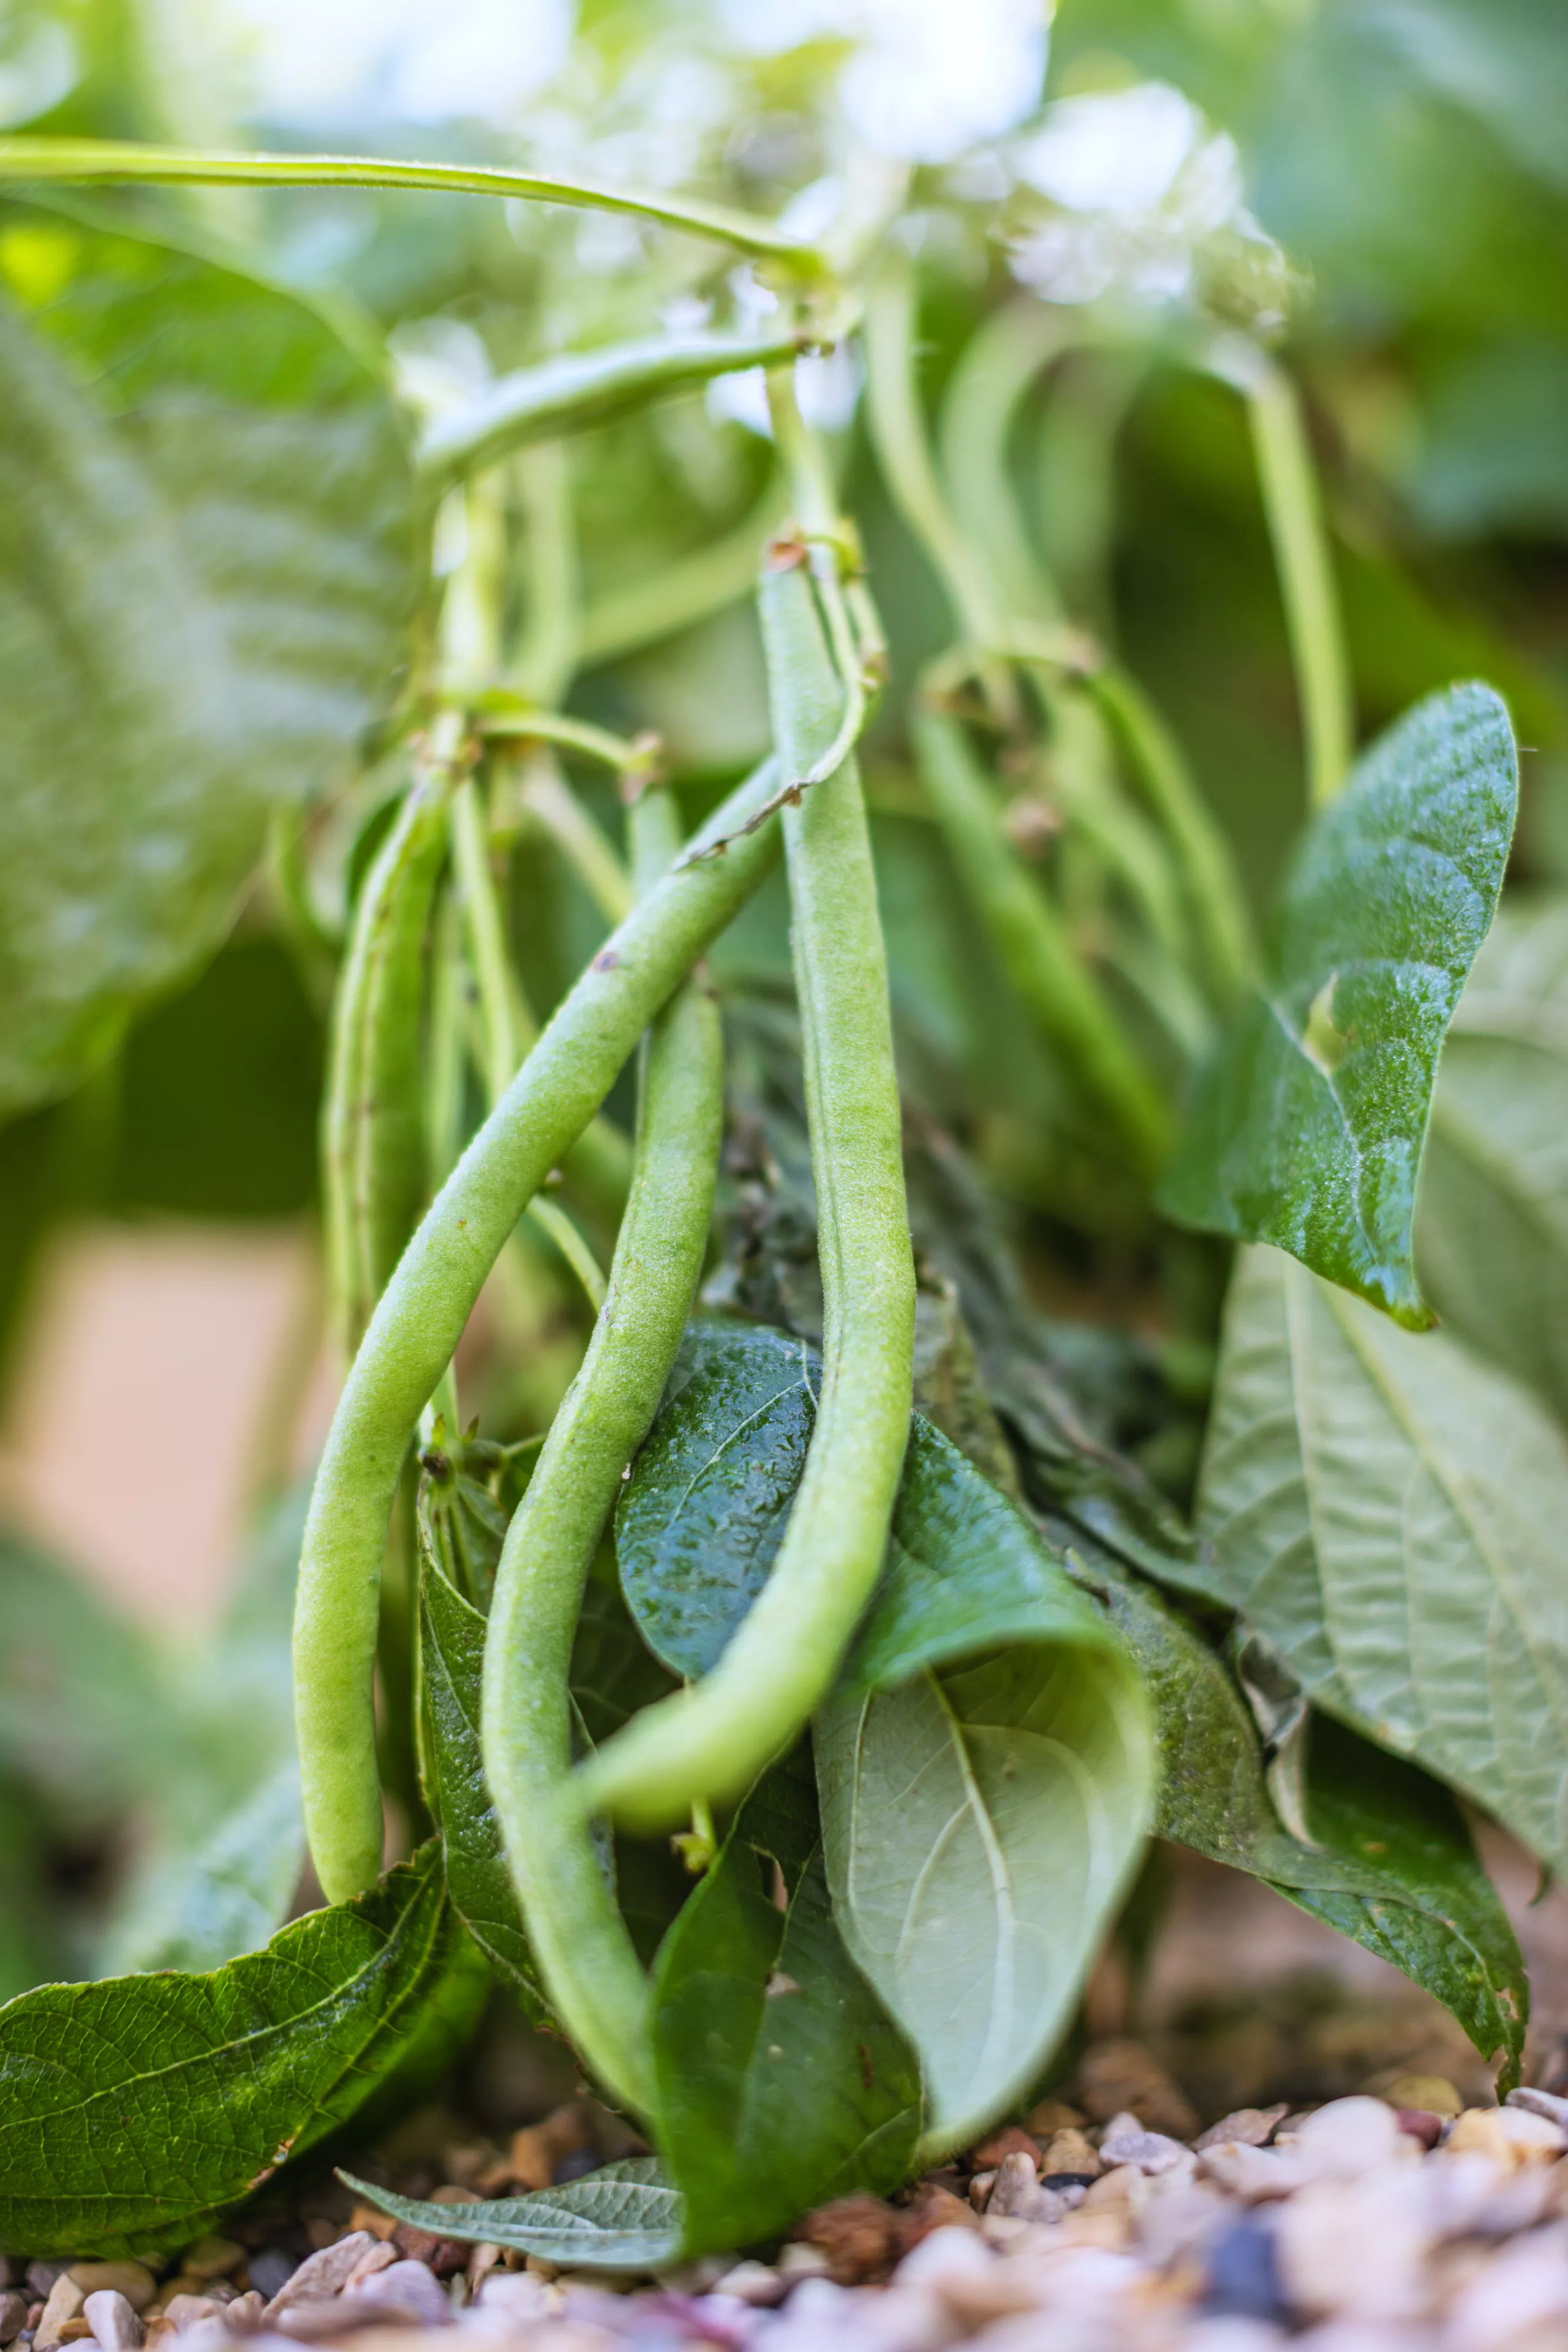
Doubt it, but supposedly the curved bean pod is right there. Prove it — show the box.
[574,555,915,1833]
[295,759,781,1902]
[480,785,719,2116]
[322,735,454,1359]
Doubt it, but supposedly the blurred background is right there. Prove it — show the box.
[2,0,1566,2069]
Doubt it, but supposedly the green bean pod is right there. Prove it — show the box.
[322,748,453,1359]
[911,702,1171,1175]
[480,786,719,2116]
[574,557,915,1834]
[295,759,782,1902]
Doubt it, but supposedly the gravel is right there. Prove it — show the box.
[20,2072,1568,2351]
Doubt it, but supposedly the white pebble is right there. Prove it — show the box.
[1283,2097,1407,2181]
[82,2293,143,2352]
[347,2260,451,2327]
[1443,2222,1568,2351]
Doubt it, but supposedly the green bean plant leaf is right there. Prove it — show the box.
[338,2160,683,2272]
[1083,1554,1527,2086]
[0,194,417,1121]
[1161,684,1517,1326]
[1419,891,1568,1415]
[0,1843,475,2259]
[416,1444,677,2020]
[648,1745,921,2256]
[620,1319,1156,2156]
[1194,1242,1568,1880]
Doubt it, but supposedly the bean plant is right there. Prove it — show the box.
[0,12,1564,2267]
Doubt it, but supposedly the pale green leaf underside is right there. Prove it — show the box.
[1196,1244,1568,1875]
[0,196,416,1118]
[339,2161,683,2271]
[1162,683,1517,1325]
[817,1641,1152,2156]
[1420,890,1568,1416]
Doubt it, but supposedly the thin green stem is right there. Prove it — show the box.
[937,295,1069,626]
[513,756,634,927]
[482,784,719,2116]
[0,137,830,270]
[1088,664,1255,1001]
[577,559,915,1832]
[469,698,657,780]
[912,703,1171,1173]
[510,443,580,708]
[1236,349,1355,808]
[579,476,787,669]
[294,760,782,1900]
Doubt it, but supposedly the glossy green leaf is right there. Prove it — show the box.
[618,1319,814,1680]
[1195,1242,1568,1877]
[0,195,416,1120]
[0,1843,467,2259]
[621,1317,1156,2156]
[1084,1555,1526,2086]
[338,2159,683,2272]
[1161,684,1517,1325]
[649,1746,921,2256]
[1419,891,1568,1414]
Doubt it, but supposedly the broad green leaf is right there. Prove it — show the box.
[1419,891,1568,1415]
[1161,684,1517,1326]
[1085,1555,1526,2086]
[618,1320,813,1679]
[417,1514,551,2019]
[0,195,417,1120]
[96,1761,305,1980]
[1195,1243,1568,1878]
[649,1747,921,2256]
[620,1318,1156,2156]
[0,1843,469,2259]
[416,1445,676,2017]
[338,2159,683,2272]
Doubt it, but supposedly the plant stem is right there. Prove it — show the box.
[912,703,1171,1172]
[0,136,830,269]
[1089,663,1256,1002]
[579,476,786,669]
[937,294,1069,626]
[482,785,718,2116]
[1241,352,1355,808]
[576,554,915,1832]
[294,760,783,1901]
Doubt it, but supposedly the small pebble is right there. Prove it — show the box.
[1447,2105,1565,2167]
[81,2296,143,2352]
[1509,2084,1568,2130]
[346,2266,450,2328]
[1193,2106,1290,2154]
[34,2277,86,2352]
[1201,2212,1293,2325]
[246,2259,297,2307]
[177,2251,242,2289]
[1281,2097,1407,2181]
[264,2241,379,2322]
[1098,2111,1193,2177]
[1041,2126,1101,2180]
[1378,2073,1463,2119]
[0,2294,27,2348]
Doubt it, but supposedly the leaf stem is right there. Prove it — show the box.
[0,138,830,270]
[1229,346,1355,808]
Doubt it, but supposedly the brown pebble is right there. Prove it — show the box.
[1075,2039,1199,2140]
[505,2102,595,2194]
[347,2210,398,2247]
[0,2293,26,2348]
[897,2181,983,2249]
[179,2244,243,2286]
[1392,2107,1445,2150]
[797,2191,903,2283]
[388,2226,463,2278]
[1380,2073,1462,2119]
[968,2125,1039,2172]
[263,2236,379,2321]
[67,2273,156,2318]
[57,2321,95,2343]
[1042,2127,1102,2180]
[1023,2097,1087,2138]
[967,2170,997,2212]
